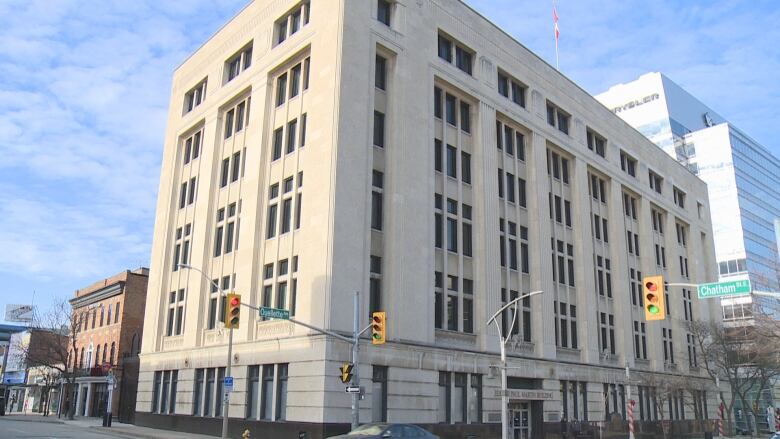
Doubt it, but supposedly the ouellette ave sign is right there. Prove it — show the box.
[697,279,751,299]
[259,307,290,320]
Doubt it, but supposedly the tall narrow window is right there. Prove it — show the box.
[373,111,385,148]
[375,55,387,90]
[377,0,392,26]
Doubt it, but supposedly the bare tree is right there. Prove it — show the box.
[15,300,78,419]
[687,316,780,435]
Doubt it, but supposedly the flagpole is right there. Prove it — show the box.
[553,0,559,70]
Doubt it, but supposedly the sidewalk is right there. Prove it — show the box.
[1,413,217,439]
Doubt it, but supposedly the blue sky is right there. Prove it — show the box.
[0,0,777,323]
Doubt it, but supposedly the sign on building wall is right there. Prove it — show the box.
[5,305,35,323]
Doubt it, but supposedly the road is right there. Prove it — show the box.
[0,418,116,438]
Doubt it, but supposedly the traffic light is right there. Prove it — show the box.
[371,311,386,345]
[642,276,665,321]
[225,293,241,329]
[340,363,353,383]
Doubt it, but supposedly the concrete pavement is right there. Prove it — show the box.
[0,414,218,439]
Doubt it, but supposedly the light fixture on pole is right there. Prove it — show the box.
[486,290,543,439]
[178,264,232,439]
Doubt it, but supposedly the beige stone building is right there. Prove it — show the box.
[137,1,724,437]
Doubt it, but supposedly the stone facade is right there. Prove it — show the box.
[138,1,724,437]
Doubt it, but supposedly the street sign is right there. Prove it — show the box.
[224,376,234,392]
[697,280,751,299]
[345,386,361,394]
[259,307,290,320]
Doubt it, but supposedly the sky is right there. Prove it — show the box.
[0,0,777,323]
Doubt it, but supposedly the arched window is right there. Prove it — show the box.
[107,304,112,325]
[83,312,89,331]
[94,344,101,367]
[100,307,104,326]
[91,309,97,329]
[102,343,108,363]
[109,342,116,365]
[79,347,85,369]
[115,302,121,323]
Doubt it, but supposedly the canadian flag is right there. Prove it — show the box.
[553,5,560,41]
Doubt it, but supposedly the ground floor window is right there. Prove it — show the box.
[560,380,587,421]
[438,371,482,424]
[372,366,388,422]
[192,367,225,417]
[245,363,288,421]
[151,370,178,414]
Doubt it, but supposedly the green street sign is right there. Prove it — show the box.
[697,280,751,299]
[259,307,290,320]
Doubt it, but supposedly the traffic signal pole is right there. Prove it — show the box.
[222,326,233,439]
[351,292,361,430]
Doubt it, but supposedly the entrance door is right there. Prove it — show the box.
[512,403,532,439]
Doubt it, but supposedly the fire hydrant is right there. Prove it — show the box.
[242,429,251,439]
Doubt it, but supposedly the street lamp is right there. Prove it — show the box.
[486,290,543,439]
[178,264,232,439]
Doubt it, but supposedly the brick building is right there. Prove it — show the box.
[67,267,148,419]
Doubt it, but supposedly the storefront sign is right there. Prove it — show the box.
[611,93,659,114]
[495,389,555,400]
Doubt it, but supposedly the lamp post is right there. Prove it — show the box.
[486,290,543,439]
[179,264,232,439]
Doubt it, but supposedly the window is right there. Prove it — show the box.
[267,184,279,239]
[183,79,207,114]
[599,313,616,355]
[461,152,471,184]
[623,192,638,220]
[460,101,471,133]
[497,70,526,107]
[438,33,473,75]
[166,289,186,337]
[648,170,663,194]
[207,276,232,330]
[373,111,385,148]
[626,231,640,256]
[595,256,612,297]
[172,224,191,271]
[633,321,648,359]
[151,370,178,415]
[546,101,569,134]
[275,1,310,45]
[377,0,392,26]
[687,333,698,368]
[225,42,253,83]
[445,93,457,125]
[272,127,283,161]
[620,151,637,177]
[182,129,202,165]
[286,119,297,154]
[246,364,288,420]
[179,177,197,209]
[193,367,226,417]
[554,301,578,349]
[676,222,688,247]
[651,208,665,234]
[371,366,388,422]
[369,255,382,314]
[662,327,674,364]
[438,372,451,423]
[446,145,457,178]
[673,186,686,209]
[371,170,384,231]
[434,87,443,119]
[276,73,287,107]
[375,55,387,90]
[546,149,569,184]
[586,128,606,158]
[560,380,588,421]
[589,174,608,204]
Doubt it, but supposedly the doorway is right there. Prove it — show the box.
[512,403,532,439]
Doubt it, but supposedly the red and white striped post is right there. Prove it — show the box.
[717,402,725,436]
[628,399,636,439]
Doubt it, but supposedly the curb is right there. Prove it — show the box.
[0,415,65,424]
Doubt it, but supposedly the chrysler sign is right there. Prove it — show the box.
[611,93,659,114]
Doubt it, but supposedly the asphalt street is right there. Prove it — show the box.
[0,418,115,438]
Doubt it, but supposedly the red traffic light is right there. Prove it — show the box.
[230,297,240,306]
[645,281,658,292]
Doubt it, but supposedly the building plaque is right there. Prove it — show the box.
[495,389,555,400]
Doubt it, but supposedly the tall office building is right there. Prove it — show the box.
[138,2,722,437]
[597,72,780,432]
[597,73,780,316]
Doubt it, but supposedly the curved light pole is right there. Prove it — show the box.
[179,264,231,439]
[486,290,544,439]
